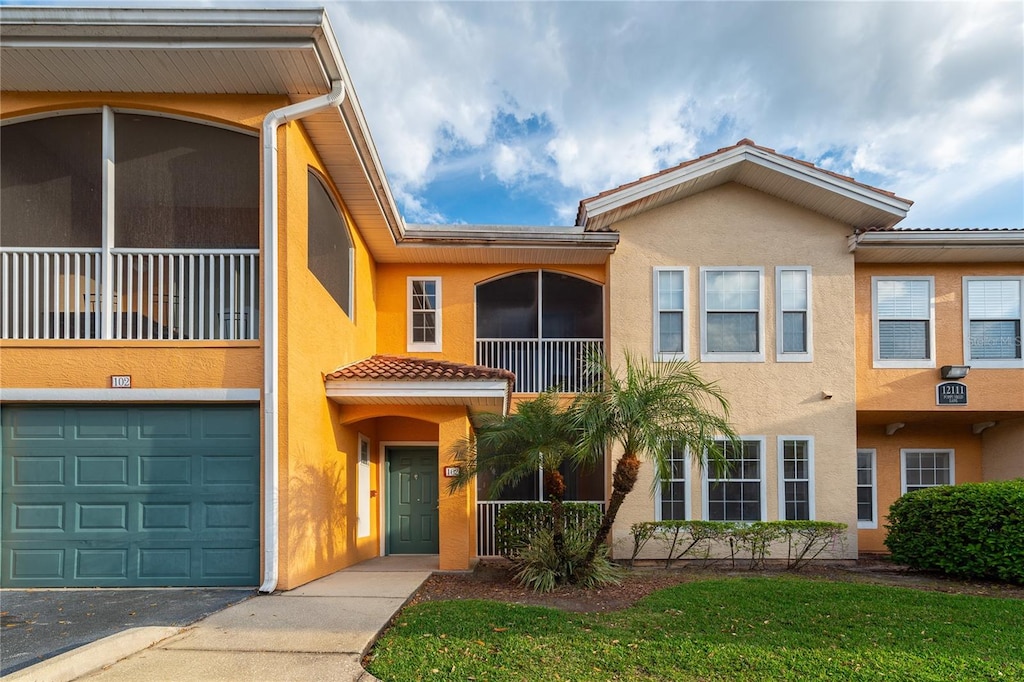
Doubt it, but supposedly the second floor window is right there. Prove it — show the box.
[653,267,687,360]
[701,267,764,362]
[873,276,934,367]
[408,277,441,351]
[307,170,354,317]
[964,277,1023,367]
[776,267,812,361]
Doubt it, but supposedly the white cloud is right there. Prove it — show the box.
[330,1,1023,227]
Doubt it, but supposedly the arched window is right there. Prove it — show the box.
[307,170,354,317]
[475,271,604,393]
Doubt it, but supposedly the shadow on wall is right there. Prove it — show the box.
[289,461,348,570]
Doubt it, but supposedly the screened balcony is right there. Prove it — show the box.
[1,109,260,341]
[475,271,604,393]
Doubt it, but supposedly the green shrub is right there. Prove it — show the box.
[513,526,621,592]
[495,502,603,560]
[629,520,847,570]
[885,479,1024,584]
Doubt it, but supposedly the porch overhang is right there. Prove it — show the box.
[848,228,1024,263]
[324,355,515,416]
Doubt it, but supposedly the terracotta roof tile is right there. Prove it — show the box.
[325,355,515,383]
[577,138,913,226]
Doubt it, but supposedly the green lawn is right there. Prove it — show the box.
[367,576,1024,681]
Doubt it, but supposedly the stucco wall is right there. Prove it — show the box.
[606,182,859,559]
[981,417,1024,480]
[856,421,983,553]
[374,263,606,366]
[855,263,1024,413]
[276,121,381,589]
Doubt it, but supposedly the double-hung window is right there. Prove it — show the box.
[701,267,764,362]
[408,277,441,352]
[963,277,1023,368]
[778,437,814,521]
[653,267,688,360]
[873,276,935,367]
[776,267,812,361]
[856,449,877,529]
[901,449,954,494]
[656,442,689,521]
[704,438,765,521]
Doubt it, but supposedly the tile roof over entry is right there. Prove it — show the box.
[325,355,515,382]
[324,355,514,415]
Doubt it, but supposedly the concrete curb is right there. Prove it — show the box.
[2,626,180,682]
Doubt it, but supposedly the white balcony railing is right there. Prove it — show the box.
[1,247,259,341]
[476,500,607,557]
[476,338,603,393]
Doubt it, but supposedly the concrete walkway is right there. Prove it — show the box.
[6,556,438,682]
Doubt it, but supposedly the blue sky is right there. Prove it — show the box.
[8,0,1022,229]
[327,1,1023,228]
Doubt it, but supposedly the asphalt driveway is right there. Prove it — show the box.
[0,587,254,675]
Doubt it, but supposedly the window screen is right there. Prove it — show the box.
[307,171,353,316]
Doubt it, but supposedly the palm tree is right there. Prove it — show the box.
[448,390,580,559]
[570,351,737,569]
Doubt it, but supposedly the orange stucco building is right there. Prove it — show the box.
[1,7,1020,590]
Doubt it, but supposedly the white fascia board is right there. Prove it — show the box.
[0,388,260,402]
[399,228,619,249]
[582,146,911,221]
[325,380,510,401]
[850,230,1024,250]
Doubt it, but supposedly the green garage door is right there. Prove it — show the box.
[1,405,259,587]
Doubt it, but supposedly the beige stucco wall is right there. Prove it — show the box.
[982,417,1024,480]
[607,182,859,559]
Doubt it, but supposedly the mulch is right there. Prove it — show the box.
[407,558,1024,613]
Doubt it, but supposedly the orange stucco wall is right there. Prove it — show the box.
[855,263,1024,412]
[856,420,984,552]
[274,120,382,589]
[374,264,607,364]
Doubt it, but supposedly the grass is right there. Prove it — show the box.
[367,576,1024,681]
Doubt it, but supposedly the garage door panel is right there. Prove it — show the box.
[200,408,258,440]
[2,405,259,587]
[7,408,65,440]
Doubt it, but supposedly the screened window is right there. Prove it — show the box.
[408,277,441,351]
[902,450,954,494]
[705,439,764,522]
[307,170,354,316]
[115,114,258,249]
[476,271,602,339]
[658,443,688,520]
[856,449,877,529]
[964,278,1023,366]
[873,277,934,366]
[654,267,687,360]
[777,267,811,361]
[779,438,813,521]
[1,114,102,247]
[701,267,764,361]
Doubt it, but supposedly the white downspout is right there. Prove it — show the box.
[260,80,346,594]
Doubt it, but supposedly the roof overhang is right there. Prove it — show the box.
[578,144,913,231]
[849,230,1024,263]
[0,6,405,261]
[325,379,510,414]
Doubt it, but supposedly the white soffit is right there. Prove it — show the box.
[849,230,1024,263]
[580,146,913,231]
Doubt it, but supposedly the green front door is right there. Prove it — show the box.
[1,405,260,587]
[386,447,439,554]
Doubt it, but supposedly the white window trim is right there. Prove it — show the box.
[962,276,1024,369]
[654,445,691,521]
[775,266,813,362]
[872,275,936,369]
[856,448,877,529]
[357,434,372,538]
[652,266,689,362]
[900,448,955,495]
[777,436,815,521]
[701,436,767,521]
[700,266,765,363]
[407,276,442,352]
